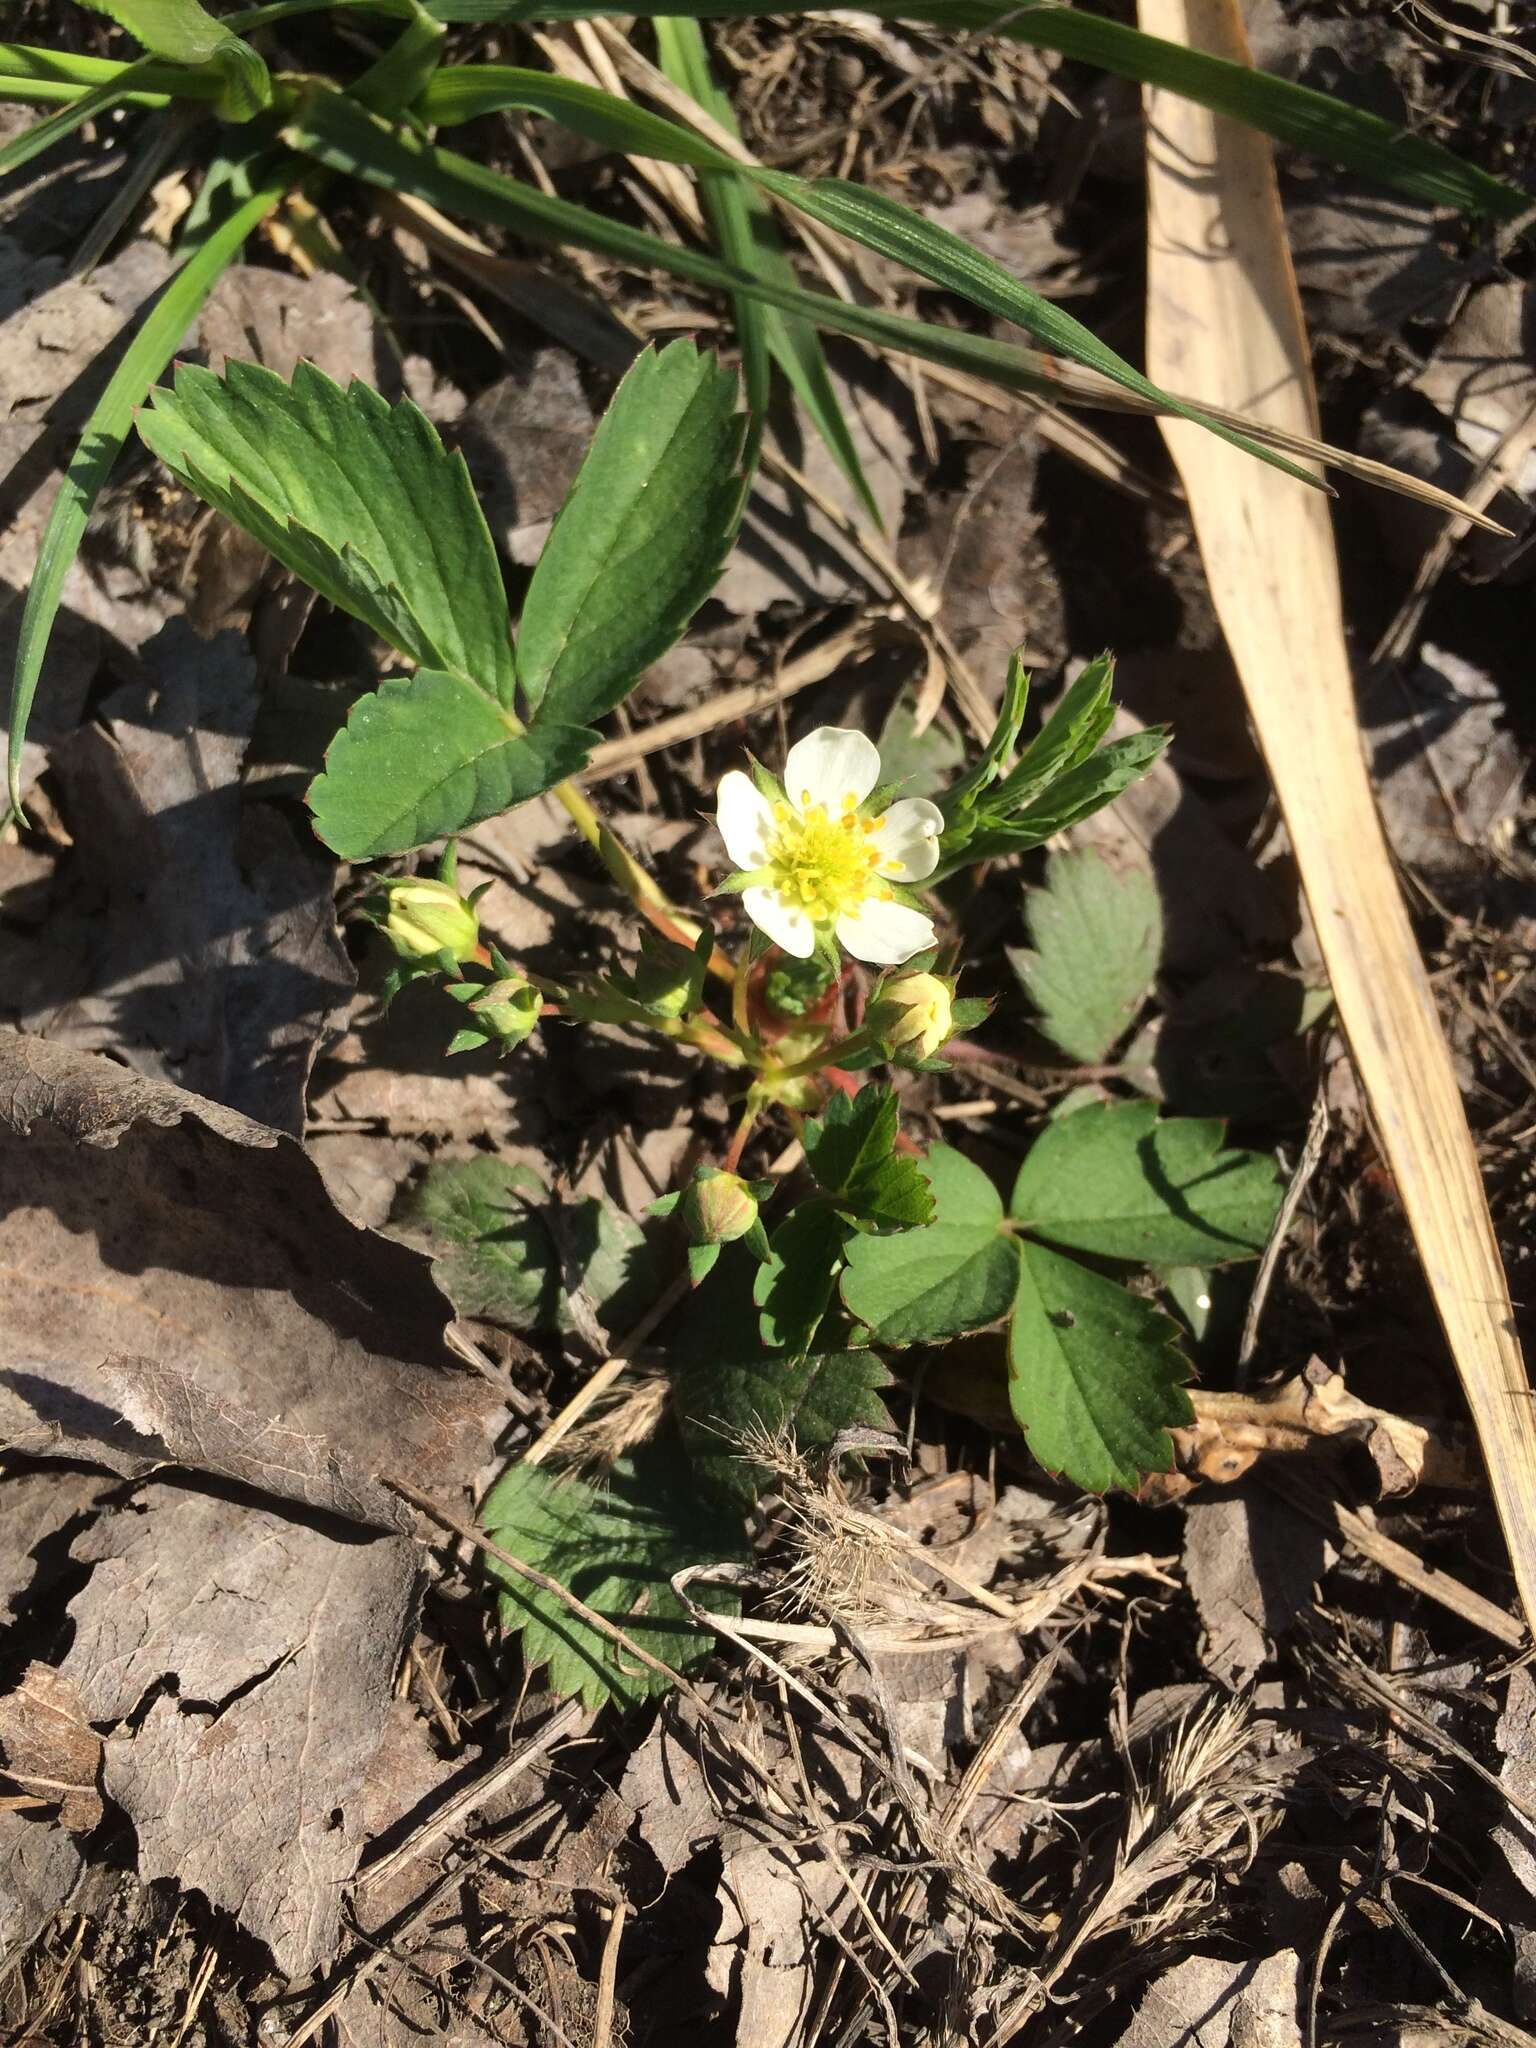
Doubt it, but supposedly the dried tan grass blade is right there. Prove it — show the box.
[1139,0,1536,1635]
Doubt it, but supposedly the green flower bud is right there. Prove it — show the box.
[679,1168,761,1247]
[380,877,481,964]
[467,975,542,1048]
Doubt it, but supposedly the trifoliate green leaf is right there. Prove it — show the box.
[839,1144,1017,1344]
[1010,1100,1281,1266]
[481,1442,746,1708]
[1008,1240,1192,1492]
[1009,847,1162,1063]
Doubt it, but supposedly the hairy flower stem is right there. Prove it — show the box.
[552,779,736,983]
[722,1099,760,1174]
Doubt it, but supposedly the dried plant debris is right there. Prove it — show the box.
[0,1033,507,1976]
[1112,1947,1302,2047]
[1182,1488,1335,1685]
[0,1663,103,1835]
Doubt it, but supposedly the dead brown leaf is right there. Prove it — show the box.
[198,264,376,386]
[1113,1947,1302,2047]
[0,1032,499,1509]
[1182,1491,1334,1686]
[11,621,354,1135]
[0,1807,84,1960]
[59,1480,419,1977]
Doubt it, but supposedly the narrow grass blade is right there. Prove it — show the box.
[75,0,271,118]
[653,16,880,523]
[5,156,291,818]
[296,79,1306,485]
[0,41,212,90]
[277,88,1508,527]
[0,76,139,178]
[756,168,1313,479]
[1141,0,1536,1632]
[442,0,1531,224]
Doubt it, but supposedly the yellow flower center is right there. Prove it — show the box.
[767,798,889,926]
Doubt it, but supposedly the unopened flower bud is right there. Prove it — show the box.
[878,971,954,1059]
[467,975,542,1048]
[380,877,480,964]
[680,1168,760,1246]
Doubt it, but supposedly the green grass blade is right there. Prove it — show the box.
[5,155,292,819]
[438,0,1530,224]
[893,1,1530,224]
[756,168,1308,473]
[287,82,1308,483]
[653,16,881,525]
[74,0,272,118]
[0,76,137,178]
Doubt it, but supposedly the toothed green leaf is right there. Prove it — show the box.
[138,359,517,705]
[1008,1240,1192,1493]
[481,1443,746,1708]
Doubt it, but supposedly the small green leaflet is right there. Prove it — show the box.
[517,341,746,727]
[138,361,517,706]
[671,1249,894,1504]
[1009,848,1162,1063]
[840,1144,1017,1345]
[309,669,595,859]
[751,1086,930,1355]
[802,1085,934,1232]
[394,1155,655,1337]
[1009,1240,1191,1493]
[1010,1100,1281,1267]
[480,1443,746,1709]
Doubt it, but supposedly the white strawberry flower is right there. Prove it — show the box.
[715,727,943,964]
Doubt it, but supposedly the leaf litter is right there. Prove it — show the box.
[4,11,1536,2042]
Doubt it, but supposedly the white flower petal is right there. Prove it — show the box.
[716,770,777,870]
[784,726,880,817]
[835,898,935,966]
[743,884,815,958]
[870,797,944,882]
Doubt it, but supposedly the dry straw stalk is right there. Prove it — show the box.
[1139,0,1536,1634]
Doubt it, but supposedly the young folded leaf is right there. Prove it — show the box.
[802,1085,935,1233]
[80,0,270,118]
